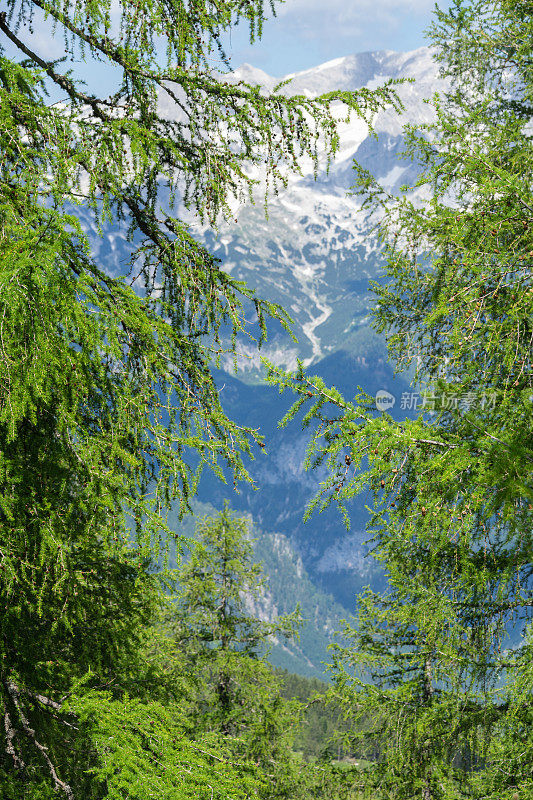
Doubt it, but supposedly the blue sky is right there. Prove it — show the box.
[222,0,443,77]
[3,0,447,100]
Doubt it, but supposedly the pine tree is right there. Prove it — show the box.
[167,507,301,788]
[0,1,401,796]
[266,0,533,797]
[169,508,363,800]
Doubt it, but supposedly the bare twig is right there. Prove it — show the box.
[22,690,79,730]
[5,681,74,799]
[3,707,25,772]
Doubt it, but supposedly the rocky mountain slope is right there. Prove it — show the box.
[78,47,443,668]
[167,500,348,680]
[185,48,440,610]
[197,351,411,611]
[184,47,444,370]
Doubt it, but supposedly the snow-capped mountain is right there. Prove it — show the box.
[185,48,444,612]
[82,47,443,370]
[186,47,444,369]
[78,48,444,629]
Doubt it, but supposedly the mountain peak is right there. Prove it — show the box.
[227,63,277,89]
[156,47,444,370]
[229,47,437,98]
[195,47,444,370]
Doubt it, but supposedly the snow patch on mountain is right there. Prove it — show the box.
[178,46,446,369]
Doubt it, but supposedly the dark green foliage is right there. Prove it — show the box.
[70,691,264,800]
[276,670,355,762]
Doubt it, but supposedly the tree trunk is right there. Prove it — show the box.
[422,657,433,800]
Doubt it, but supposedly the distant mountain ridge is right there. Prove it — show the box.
[81,47,444,371]
[183,47,445,371]
[185,49,439,621]
[78,48,442,671]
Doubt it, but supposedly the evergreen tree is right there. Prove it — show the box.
[266,0,533,797]
[167,507,301,790]
[0,0,401,795]
[168,508,365,800]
